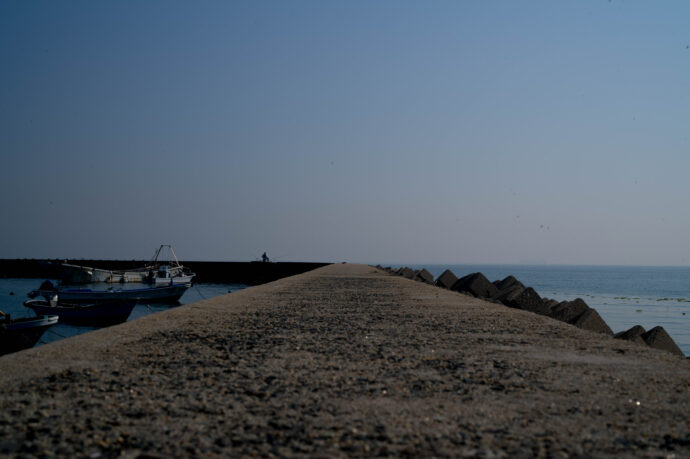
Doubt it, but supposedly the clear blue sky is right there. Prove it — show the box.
[1,1,689,265]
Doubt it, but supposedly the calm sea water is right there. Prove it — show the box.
[0,279,246,349]
[402,264,690,356]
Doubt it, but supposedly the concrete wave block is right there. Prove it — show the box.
[614,325,646,345]
[572,308,613,335]
[642,326,684,356]
[415,269,434,284]
[542,298,559,310]
[493,275,524,292]
[550,299,590,323]
[504,287,551,315]
[435,270,458,290]
[398,267,416,279]
[493,284,525,304]
[451,272,498,299]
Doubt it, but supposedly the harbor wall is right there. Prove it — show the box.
[0,263,688,457]
[0,259,330,285]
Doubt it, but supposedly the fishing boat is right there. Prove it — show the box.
[28,281,190,304]
[152,264,195,286]
[24,299,136,326]
[0,314,59,356]
[59,245,195,285]
[60,263,150,284]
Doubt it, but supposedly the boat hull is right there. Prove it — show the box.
[0,315,59,356]
[153,274,195,286]
[24,300,136,326]
[36,284,191,304]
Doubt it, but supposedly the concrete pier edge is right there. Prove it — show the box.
[0,263,688,456]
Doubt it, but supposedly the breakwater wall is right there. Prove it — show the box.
[0,259,329,285]
[0,263,688,457]
[382,265,686,357]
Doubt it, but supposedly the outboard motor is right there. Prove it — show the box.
[27,280,58,299]
[39,280,56,291]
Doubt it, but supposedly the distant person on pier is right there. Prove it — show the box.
[0,311,6,338]
[261,252,270,263]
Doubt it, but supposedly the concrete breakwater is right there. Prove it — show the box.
[383,266,686,357]
[0,259,329,285]
[0,263,688,457]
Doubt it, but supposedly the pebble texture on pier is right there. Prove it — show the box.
[0,264,688,457]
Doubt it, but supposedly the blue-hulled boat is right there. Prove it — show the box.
[28,280,190,304]
[24,299,137,326]
[0,314,59,356]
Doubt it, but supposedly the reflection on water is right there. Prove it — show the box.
[0,279,247,349]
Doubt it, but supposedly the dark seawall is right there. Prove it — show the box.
[0,259,330,285]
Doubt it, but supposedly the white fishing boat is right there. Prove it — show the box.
[60,263,150,283]
[152,265,195,286]
[59,245,195,285]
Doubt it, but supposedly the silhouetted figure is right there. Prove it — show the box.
[0,310,6,338]
[261,252,269,263]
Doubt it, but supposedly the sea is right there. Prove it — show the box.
[0,279,246,349]
[402,264,690,356]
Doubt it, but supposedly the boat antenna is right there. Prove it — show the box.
[150,245,166,265]
[168,246,181,267]
[149,245,180,267]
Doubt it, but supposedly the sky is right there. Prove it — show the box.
[1,1,689,265]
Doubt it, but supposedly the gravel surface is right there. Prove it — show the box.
[0,263,688,457]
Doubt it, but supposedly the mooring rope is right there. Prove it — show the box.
[43,328,69,340]
[194,284,207,300]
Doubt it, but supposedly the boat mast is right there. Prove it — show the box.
[151,245,164,266]
[168,246,181,268]
[151,245,181,268]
